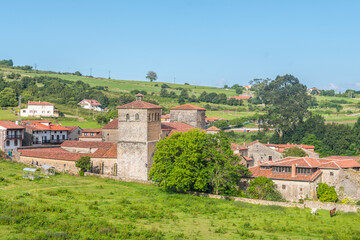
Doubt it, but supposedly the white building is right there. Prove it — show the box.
[78,99,103,111]
[22,121,69,145]
[0,121,25,153]
[20,101,55,117]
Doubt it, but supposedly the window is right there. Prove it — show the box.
[78,131,80,134]
[135,113,139,121]
[47,111,50,113]
[60,131,62,134]
[126,114,130,121]
[6,141,10,146]
[14,140,18,146]
[148,114,151,121]
[300,188,303,192]
[42,111,45,114]
[268,156,272,161]
[275,184,278,189]
[282,185,286,190]
[90,133,94,136]
[62,135,65,140]
[22,110,26,113]
[330,172,334,176]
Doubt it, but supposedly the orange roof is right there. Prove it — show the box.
[82,129,102,133]
[161,114,170,119]
[170,104,206,111]
[61,141,114,148]
[161,122,195,136]
[228,96,252,100]
[103,119,118,129]
[22,121,69,131]
[64,126,81,133]
[0,121,25,129]
[231,142,248,151]
[18,147,88,161]
[250,165,322,182]
[206,126,220,131]
[28,101,54,106]
[78,99,101,106]
[206,117,227,121]
[117,100,162,109]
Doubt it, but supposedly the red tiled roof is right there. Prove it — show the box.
[249,165,322,182]
[22,121,69,131]
[265,143,315,151]
[170,104,206,110]
[117,100,162,109]
[206,126,220,131]
[161,122,194,133]
[243,156,253,161]
[82,129,102,133]
[0,121,25,129]
[161,114,170,119]
[61,141,114,148]
[28,101,54,106]
[102,119,118,129]
[228,96,252,100]
[64,126,81,133]
[18,147,88,161]
[78,99,101,106]
[246,140,260,147]
[79,134,102,138]
[206,117,227,121]
[231,143,248,151]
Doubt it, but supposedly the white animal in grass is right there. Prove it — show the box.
[311,208,318,216]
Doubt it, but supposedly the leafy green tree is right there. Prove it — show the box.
[149,129,249,195]
[146,71,157,82]
[317,183,337,202]
[251,75,313,139]
[179,89,189,99]
[235,87,243,94]
[76,156,91,175]
[229,117,248,127]
[74,71,82,76]
[248,176,276,200]
[0,88,17,107]
[302,134,323,153]
[212,120,229,130]
[282,147,307,157]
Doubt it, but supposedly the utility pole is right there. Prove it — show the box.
[108,70,111,79]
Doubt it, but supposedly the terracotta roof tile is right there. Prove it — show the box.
[78,99,101,106]
[206,126,220,131]
[18,148,88,161]
[249,166,322,182]
[103,118,118,129]
[170,104,206,110]
[228,96,252,100]
[64,126,81,133]
[161,122,194,132]
[61,141,114,148]
[231,142,248,151]
[117,100,162,109]
[0,121,25,129]
[28,101,54,106]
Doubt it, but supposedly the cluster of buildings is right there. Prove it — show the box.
[2,94,360,202]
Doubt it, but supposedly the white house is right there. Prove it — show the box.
[21,101,55,117]
[22,121,69,145]
[78,99,103,111]
[0,121,25,153]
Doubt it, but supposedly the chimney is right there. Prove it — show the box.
[243,142,246,146]
[291,164,296,177]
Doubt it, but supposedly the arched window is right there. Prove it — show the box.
[148,114,151,121]
[126,114,130,121]
[135,113,139,121]
[152,113,154,121]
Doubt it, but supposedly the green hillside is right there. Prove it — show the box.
[0,159,359,239]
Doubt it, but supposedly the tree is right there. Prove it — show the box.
[149,129,249,195]
[282,147,307,157]
[212,120,229,130]
[0,88,17,107]
[251,75,313,140]
[317,183,337,202]
[74,71,82,76]
[76,156,91,175]
[248,176,276,200]
[235,87,243,94]
[146,71,157,82]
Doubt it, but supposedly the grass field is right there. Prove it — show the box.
[59,120,102,129]
[0,160,359,239]
[0,109,17,120]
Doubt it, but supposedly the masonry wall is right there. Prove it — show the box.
[102,129,118,142]
[0,129,5,151]
[248,143,282,166]
[322,169,360,200]
[62,146,98,154]
[303,148,320,158]
[68,128,82,141]
[170,109,205,129]
[17,156,79,174]
[273,178,320,201]
[91,158,117,175]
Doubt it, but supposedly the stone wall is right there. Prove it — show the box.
[16,156,79,174]
[91,158,117,175]
[62,146,98,154]
[322,169,360,200]
[170,109,205,129]
[248,142,282,166]
[102,128,118,142]
[304,200,360,213]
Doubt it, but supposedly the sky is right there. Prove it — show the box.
[1,0,360,91]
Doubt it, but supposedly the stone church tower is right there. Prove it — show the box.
[116,94,162,181]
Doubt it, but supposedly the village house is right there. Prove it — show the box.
[20,101,56,117]
[248,156,360,201]
[78,99,103,111]
[22,121,69,145]
[246,140,319,166]
[307,87,321,95]
[64,126,82,141]
[206,126,221,134]
[79,129,102,141]
[0,121,25,153]
[231,142,254,168]
[205,117,228,126]
[161,114,170,122]
[102,119,118,142]
[170,104,206,129]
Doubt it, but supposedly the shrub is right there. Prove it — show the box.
[79,170,84,176]
[76,156,91,173]
[248,177,277,200]
[317,183,337,202]
[356,200,360,205]
[282,147,307,157]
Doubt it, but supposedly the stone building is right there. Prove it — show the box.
[170,104,206,129]
[22,121,69,146]
[116,94,163,182]
[64,126,82,141]
[79,129,102,141]
[248,156,360,201]
[102,118,118,142]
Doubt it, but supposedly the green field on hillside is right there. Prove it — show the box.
[0,109,17,120]
[0,159,359,239]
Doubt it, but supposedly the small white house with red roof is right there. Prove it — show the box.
[20,101,55,117]
[78,99,103,111]
[0,121,25,152]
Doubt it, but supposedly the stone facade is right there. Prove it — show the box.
[170,109,206,129]
[117,107,162,182]
[322,169,360,200]
[102,128,118,142]
[17,156,79,174]
[247,142,282,166]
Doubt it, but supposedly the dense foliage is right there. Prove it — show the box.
[248,176,279,200]
[282,147,307,157]
[149,130,250,195]
[317,183,338,202]
[76,156,91,175]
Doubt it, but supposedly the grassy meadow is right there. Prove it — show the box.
[0,159,359,240]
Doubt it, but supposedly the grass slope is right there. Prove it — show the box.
[0,160,359,239]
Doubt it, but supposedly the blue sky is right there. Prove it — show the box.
[1,0,360,91]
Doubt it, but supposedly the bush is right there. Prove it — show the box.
[79,170,84,176]
[248,176,277,200]
[356,200,360,205]
[317,183,337,202]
